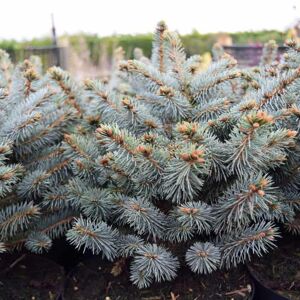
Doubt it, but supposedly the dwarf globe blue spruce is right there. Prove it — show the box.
[0,22,300,289]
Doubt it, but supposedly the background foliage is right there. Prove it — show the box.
[0,29,288,64]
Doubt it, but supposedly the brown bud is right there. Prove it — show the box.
[0,89,9,98]
[197,158,205,164]
[33,112,42,121]
[122,97,129,104]
[190,66,197,74]
[98,91,108,100]
[190,149,204,160]
[286,130,297,138]
[83,78,93,89]
[247,100,256,107]
[100,158,110,166]
[264,115,273,123]
[179,207,192,214]
[76,125,86,134]
[0,172,14,180]
[190,152,198,160]
[130,203,146,212]
[96,127,113,137]
[197,251,208,257]
[144,253,158,259]
[290,106,300,116]
[220,116,229,122]
[119,62,130,72]
[0,146,10,154]
[143,134,155,143]
[24,68,39,81]
[48,67,63,81]
[260,232,266,238]
[64,134,72,142]
[122,98,134,110]
[23,59,32,68]
[249,184,257,192]
[101,77,109,84]
[251,82,260,89]
[259,178,269,188]
[179,207,199,215]
[180,153,190,161]
[264,92,273,99]
[285,39,296,47]
[251,232,267,241]
[178,124,188,133]
[283,53,289,59]
[257,190,265,197]
[207,120,215,127]
[136,145,146,152]
[136,145,152,157]
[256,111,266,119]
[253,122,260,128]
[269,203,278,210]
[191,123,198,132]
[158,86,174,97]
[144,120,158,129]
[180,149,204,163]
[86,115,100,124]
[75,160,85,170]
[194,149,204,156]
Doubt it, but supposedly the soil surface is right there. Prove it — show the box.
[0,253,65,300]
[248,236,300,300]
[63,257,253,300]
[0,239,254,300]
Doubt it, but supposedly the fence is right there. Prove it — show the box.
[223,45,288,67]
[7,46,68,71]
[4,45,290,71]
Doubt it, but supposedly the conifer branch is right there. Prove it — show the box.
[258,66,300,109]
[221,222,280,268]
[186,242,221,274]
[66,217,118,260]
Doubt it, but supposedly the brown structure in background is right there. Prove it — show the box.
[223,45,287,67]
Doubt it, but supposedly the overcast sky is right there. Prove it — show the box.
[1,0,299,40]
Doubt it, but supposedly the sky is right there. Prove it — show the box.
[0,0,299,40]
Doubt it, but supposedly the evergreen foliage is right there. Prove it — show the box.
[0,23,299,289]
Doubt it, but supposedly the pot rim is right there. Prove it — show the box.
[246,263,289,300]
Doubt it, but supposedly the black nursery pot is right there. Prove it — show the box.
[247,265,289,300]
